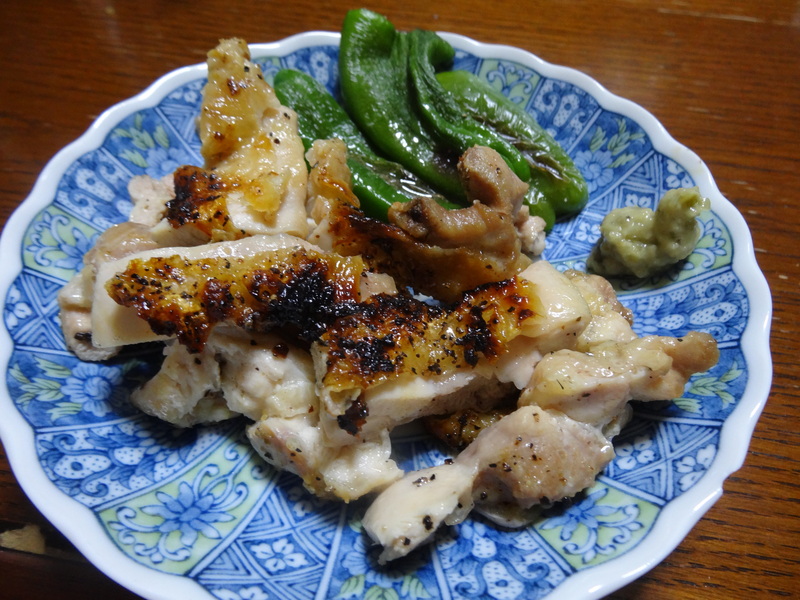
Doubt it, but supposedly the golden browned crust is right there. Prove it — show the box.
[319,277,538,392]
[163,165,244,241]
[105,246,368,352]
[423,405,515,451]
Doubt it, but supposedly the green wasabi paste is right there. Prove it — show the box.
[587,187,710,279]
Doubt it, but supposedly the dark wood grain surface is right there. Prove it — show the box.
[1,1,797,598]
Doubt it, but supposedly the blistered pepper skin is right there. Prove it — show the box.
[273,68,455,221]
[408,30,531,183]
[273,69,370,155]
[339,9,465,201]
[437,70,589,220]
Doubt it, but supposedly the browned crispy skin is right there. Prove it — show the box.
[323,201,528,303]
[164,165,243,241]
[319,277,538,392]
[105,247,368,352]
[306,140,531,303]
[424,405,516,451]
[387,145,528,250]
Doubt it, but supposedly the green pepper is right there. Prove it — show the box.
[407,29,531,183]
[274,68,372,156]
[339,8,465,201]
[273,68,455,221]
[437,69,589,219]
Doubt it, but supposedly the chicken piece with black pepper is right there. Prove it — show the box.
[363,406,614,563]
[362,271,718,562]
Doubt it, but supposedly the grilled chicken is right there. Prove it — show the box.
[149,165,245,246]
[363,406,614,563]
[360,268,718,562]
[311,259,590,446]
[58,221,161,361]
[142,38,310,246]
[195,38,308,239]
[131,326,316,427]
[246,259,589,500]
[91,234,376,351]
[306,139,533,302]
[60,37,311,357]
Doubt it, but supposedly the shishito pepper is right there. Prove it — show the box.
[273,69,372,156]
[339,8,466,201]
[408,29,531,183]
[437,69,589,220]
[273,68,455,221]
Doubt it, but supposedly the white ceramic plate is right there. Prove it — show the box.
[0,31,772,599]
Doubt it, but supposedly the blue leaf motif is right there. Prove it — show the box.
[541,488,642,564]
[110,466,246,564]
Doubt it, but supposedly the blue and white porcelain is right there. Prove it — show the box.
[0,31,772,599]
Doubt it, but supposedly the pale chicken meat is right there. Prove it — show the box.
[127,174,172,227]
[521,332,718,432]
[362,463,475,562]
[131,326,316,427]
[248,416,402,502]
[563,269,637,351]
[57,221,161,361]
[523,268,718,433]
[364,406,614,562]
[132,337,228,427]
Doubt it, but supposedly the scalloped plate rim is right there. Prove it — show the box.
[0,30,772,600]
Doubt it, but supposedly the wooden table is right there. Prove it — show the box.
[1,1,797,598]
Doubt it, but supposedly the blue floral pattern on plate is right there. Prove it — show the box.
[1,35,765,599]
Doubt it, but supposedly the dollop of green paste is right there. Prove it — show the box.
[587,187,710,278]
